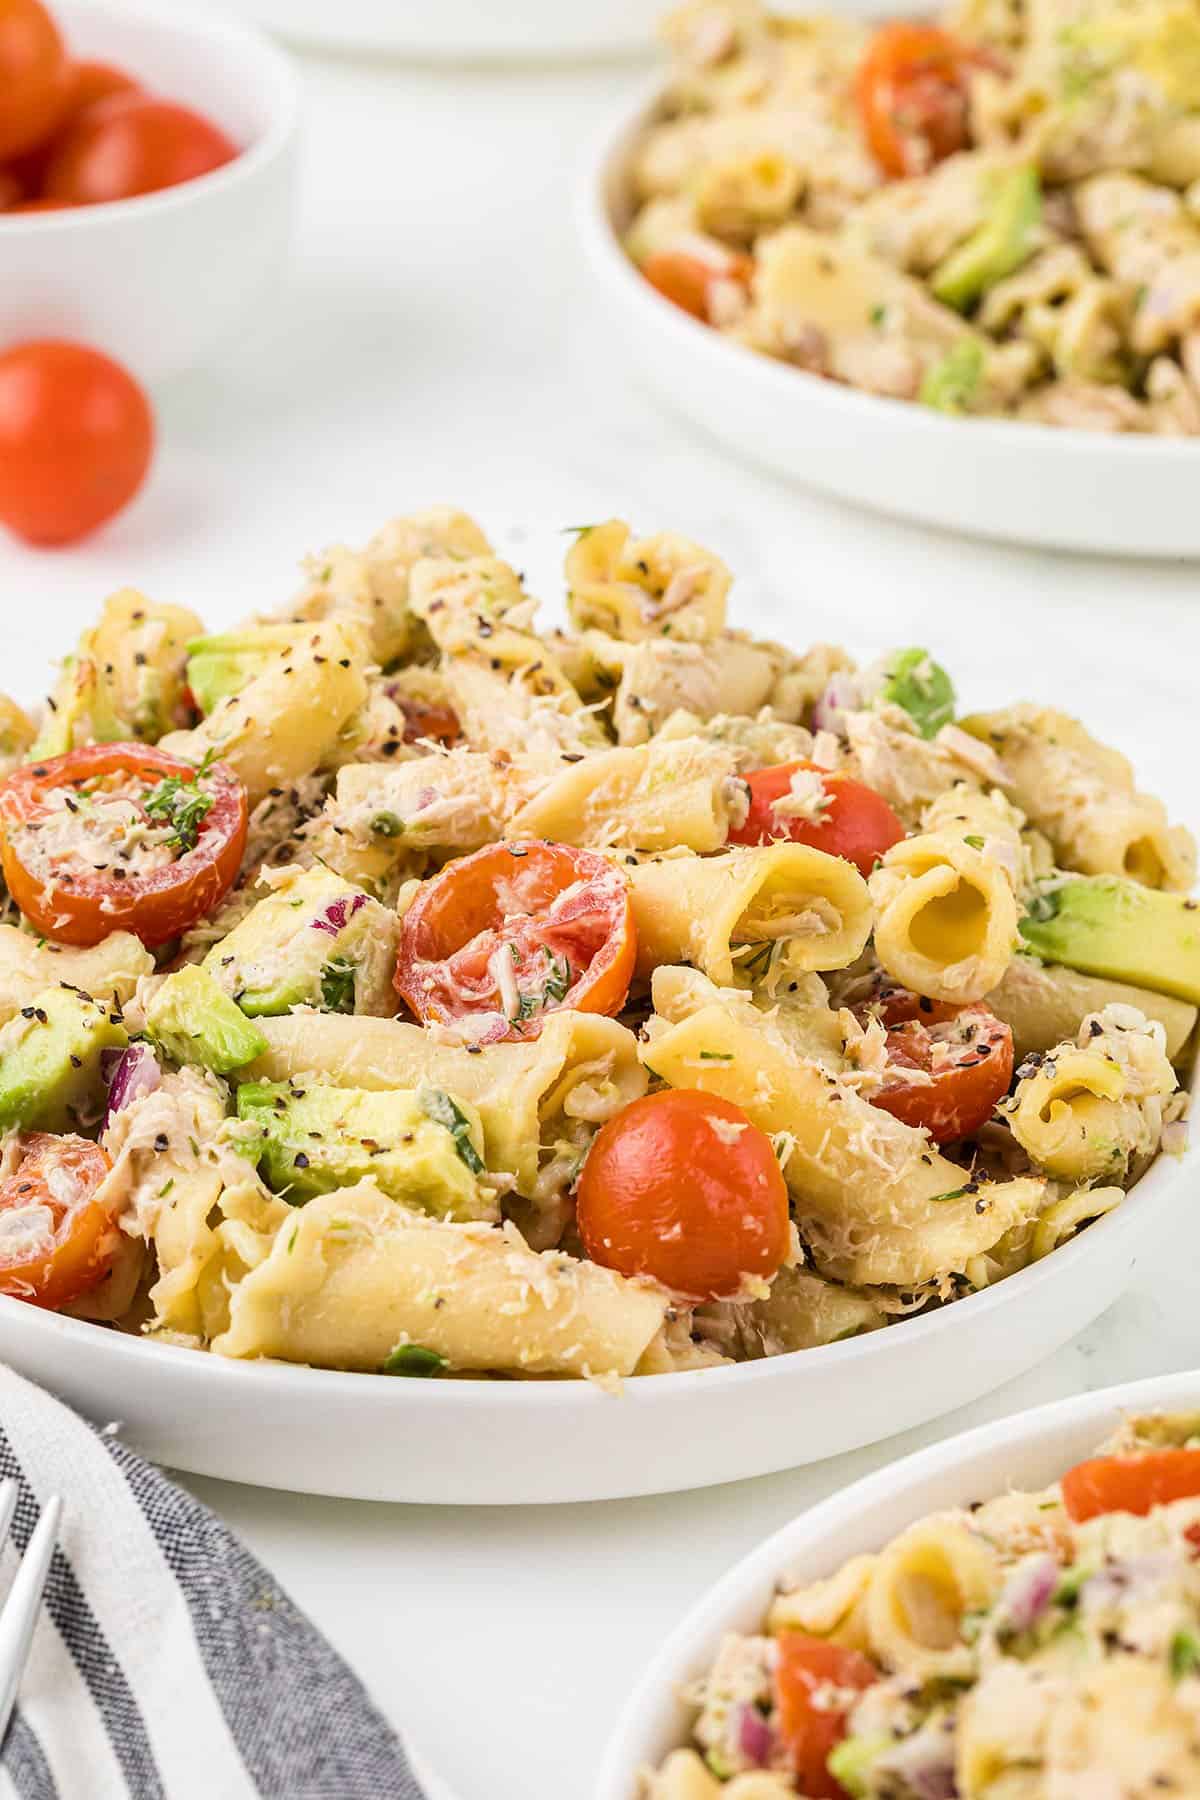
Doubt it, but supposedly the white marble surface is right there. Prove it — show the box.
[2,43,1200,1800]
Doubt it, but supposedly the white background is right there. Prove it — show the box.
[3,40,1200,1800]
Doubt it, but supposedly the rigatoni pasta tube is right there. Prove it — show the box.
[863,1519,1000,1681]
[0,925,153,1027]
[242,1009,646,1198]
[161,619,368,807]
[213,1184,668,1378]
[1005,1012,1176,1183]
[643,1004,1043,1286]
[509,737,740,853]
[869,830,1019,1003]
[630,845,872,985]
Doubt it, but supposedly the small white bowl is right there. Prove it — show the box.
[0,0,300,384]
[579,85,1200,559]
[597,1367,1200,1796]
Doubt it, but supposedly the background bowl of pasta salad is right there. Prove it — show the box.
[579,0,1200,557]
[598,1367,1200,1797]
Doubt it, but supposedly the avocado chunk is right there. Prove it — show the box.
[1020,877,1200,1005]
[146,965,268,1075]
[203,866,396,1017]
[0,986,127,1132]
[931,166,1042,312]
[876,647,955,739]
[185,625,301,716]
[236,1079,494,1221]
[920,339,985,415]
[825,1736,890,1798]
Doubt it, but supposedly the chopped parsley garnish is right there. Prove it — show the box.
[419,1087,485,1174]
[143,772,214,852]
[931,1185,970,1203]
[515,949,572,1022]
[382,1344,446,1377]
[699,1050,734,1061]
[319,957,357,1014]
[964,834,985,849]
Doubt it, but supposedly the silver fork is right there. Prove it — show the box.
[0,1483,61,1744]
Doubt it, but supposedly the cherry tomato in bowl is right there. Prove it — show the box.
[0,742,247,947]
[0,340,154,546]
[576,1088,791,1300]
[728,759,905,878]
[642,247,754,325]
[856,22,974,180]
[0,1133,118,1308]
[867,991,1014,1144]
[44,90,238,205]
[0,0,71,162]
[774,1635,878,1799]
[395,840,636,1044]
[1062,1449,1200,1523]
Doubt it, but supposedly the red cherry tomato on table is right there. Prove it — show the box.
[0,1134,118,1309]
[0,341,154,546]
[856,23,974,179]
[866,991,1014,1144]
[394,840,636,1044]
[774,1634,879,1799]
[576,1089,791,1300]
[0,743,248,947]
[642,248,755,324]
[0,0,70,162]
[44,92,237,205]
[728,759,905,878]
[1062,1449,1200,1524]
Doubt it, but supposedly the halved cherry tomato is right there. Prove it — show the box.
[856,23,974,179]
[867,991,1013,1144]
[643,248,754,324]
[774,1634,878,1798]
[1062,1449,1200,1524]
[0,0,71,163]
[728,760,905,878]
[0,1134,117,1308]
[44,92,237,205]
[0,340,154,546]
[576,1089,790,1300]
[0,742,247,948]
[396,696,461,747]
[394,840,635,1044]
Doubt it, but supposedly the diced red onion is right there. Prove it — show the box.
[1000,1552,1059,1632]
[735,1704,775,1769]
[812,672,861,736]
[879,1727,958,1799]
[311,893,367,937]
[1163,1120,1189,1156]
[102,1043,162,1129]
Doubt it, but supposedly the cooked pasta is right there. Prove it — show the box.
[0,508,1189,1383]
[645,1409,1200,1795]
[627,1,1200,435]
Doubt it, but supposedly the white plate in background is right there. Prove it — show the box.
[579,85,1200,559]
[210,0,663,57]
[597,1367,1200,1796]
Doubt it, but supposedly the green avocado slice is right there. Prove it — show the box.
[1020,877,1200,1006]
[146,965,268,1075]
[931,165,1042,313]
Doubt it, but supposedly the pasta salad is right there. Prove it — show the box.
[643,1409,1200,1797]
[0,508,1193,1381]
[626,1,1200,433]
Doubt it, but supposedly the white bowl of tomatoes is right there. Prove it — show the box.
[0,0,300,383]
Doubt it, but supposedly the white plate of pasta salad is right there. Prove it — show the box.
[600,1368,1200,1799]
[581,1,1200,556]
[0,507,1194,1501]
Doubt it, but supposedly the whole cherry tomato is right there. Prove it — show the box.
[0,1134,118,1308]
[6,56,140,193]
[856,22,974,179]
[0,341,154,546]
[0,0,70,162]
[44,91,237,205]
[728,760,905,878]
[576,1088,791,1300]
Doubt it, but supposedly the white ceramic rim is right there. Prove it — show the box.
[6,1096,1195,1422]
[0,0,300,233]
[596,1364,1200,1798]
[577,79,1200,477]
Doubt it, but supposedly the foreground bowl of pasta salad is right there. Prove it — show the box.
[0,506,1194,1500]
[582,2,1200,555]
[600,1372,1200,1799]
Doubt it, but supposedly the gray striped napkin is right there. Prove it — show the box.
[0,1364,427,1800]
